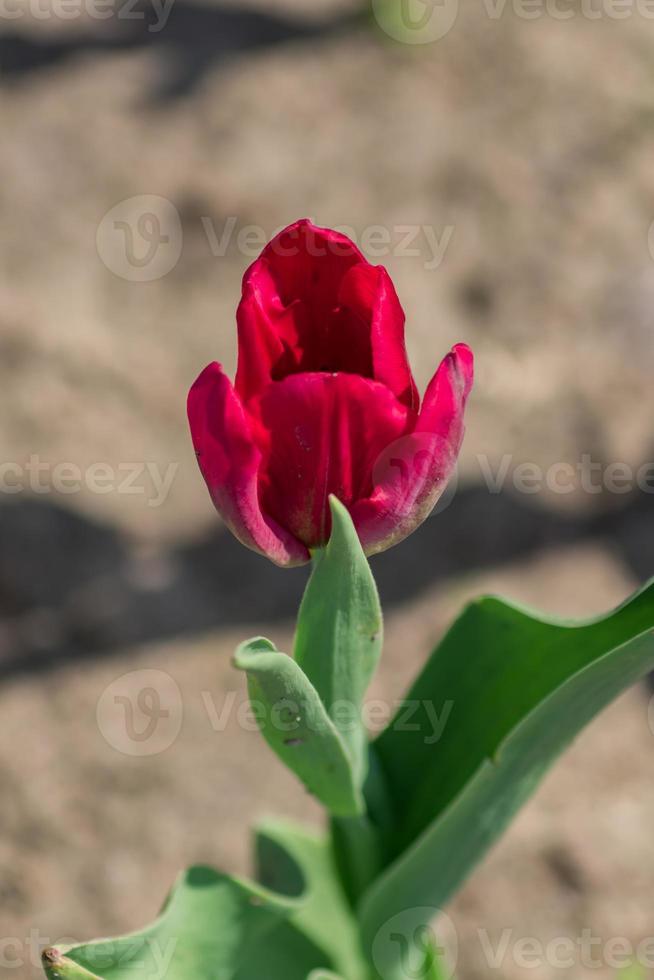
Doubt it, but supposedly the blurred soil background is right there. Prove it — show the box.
[0,0,654,977]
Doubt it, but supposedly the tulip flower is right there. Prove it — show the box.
[188,219,473,566]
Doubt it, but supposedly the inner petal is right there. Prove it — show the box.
[254,222,375,378]
[268,300,374,380]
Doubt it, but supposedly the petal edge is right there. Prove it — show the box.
[350,344,474,555]
[188,363,310,567]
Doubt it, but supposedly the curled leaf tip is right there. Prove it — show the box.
[233,636,278,670]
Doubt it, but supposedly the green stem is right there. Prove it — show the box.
[331,812,384,908]
[330,745,395,908]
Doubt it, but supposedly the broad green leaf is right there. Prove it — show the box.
[234,637,363,817]
[359,580,654,969]
[295,496,383,785]
[45,929,328,980]
[255,820,369,980]
[42,863,310,980]
[233,920,331,980]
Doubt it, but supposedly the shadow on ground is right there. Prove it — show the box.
[0,2,362,100]
[1,484,652,680]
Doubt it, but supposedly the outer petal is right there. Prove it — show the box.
[350,344,474,555]
[187,363,309,567]
[234,274,292,404]
[416,342,474,440]
[249,372,411,549]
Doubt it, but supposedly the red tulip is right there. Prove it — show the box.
[188,219,473,567]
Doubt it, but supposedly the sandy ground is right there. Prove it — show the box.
[0,0,653,977]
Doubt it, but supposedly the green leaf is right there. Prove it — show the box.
[42,950,100,980]
[41,863,311,980]
[41,825,358,980]
[234,637,364,817]
[255,820,369,980]
[295,496,383,786]
[233,921,331,980]
[359,579,654,968]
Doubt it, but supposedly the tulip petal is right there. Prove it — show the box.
[235,220,419,402]
[416,342,474,441]
[338,263,419,411]
[188,363,310,567]
[235,220,365,399]
[234,277,291,403]
[350,344,474,555]
[260,219,365,312]
[249,372,411,550]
